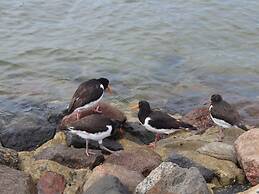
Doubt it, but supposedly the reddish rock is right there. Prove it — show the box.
[37,171,66,194]
[235,128,259,185]
[59,101,126,129]
[0,164,36,194]
[105,148,162,177]
[182,106,214,131]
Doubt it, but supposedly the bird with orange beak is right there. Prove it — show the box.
[131,100,197,148]
[67,78,112,120]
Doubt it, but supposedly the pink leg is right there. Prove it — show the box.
[76,110,81,120]
[93,105,102,113]
[217,128,224,142]
[148,134,161,148]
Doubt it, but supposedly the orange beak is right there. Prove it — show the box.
[107,85,112,95]
[129,103,139,111]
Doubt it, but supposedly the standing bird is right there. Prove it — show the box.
[67,78,112,120]
[131,100,197,148]
[209,94,247,141]
[67,114,122,156]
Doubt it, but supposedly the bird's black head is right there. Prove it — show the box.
[97,78,109,89]
[138,100,152,124]
[211,94,223,103]
[110,119,124,138]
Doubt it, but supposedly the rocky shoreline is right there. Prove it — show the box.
[0,101,258,194]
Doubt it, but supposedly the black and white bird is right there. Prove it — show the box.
[67,114,122,156]
[209,94,247,141]
[131,100,197,147]
[66,78,112,120]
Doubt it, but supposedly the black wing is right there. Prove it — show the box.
[68,114,112,133]
[148,111,188,129]
[210,101,241,126]
[67,79,103,113]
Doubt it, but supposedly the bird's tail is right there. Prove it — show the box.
[180,122,197,131]
[236,124,248,131]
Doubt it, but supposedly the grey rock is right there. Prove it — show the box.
[165,153,216,182]
[135,162,210,194]
[197,142,237,163]
[35,144,104,170]
[0,164,36,194]
[0,114,55,151]
[83,175,130,194]
[0,147,19,169]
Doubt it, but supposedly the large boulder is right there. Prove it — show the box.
[238,184,259,194]
[135,162,210,194]
[165,153,216,182]
[235,128,259,185]
[83,175,130,194]
[35,144,104,170]
[105,147,162,177]
[0,164,36,194]
[37,171,66,194]
[0,147,19,169]
[197,142,237,163]
[83,163,144,193]
[0,114,56,151]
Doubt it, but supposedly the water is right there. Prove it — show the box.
[1,0,259,118]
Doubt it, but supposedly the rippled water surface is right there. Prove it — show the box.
[1,0,259,116]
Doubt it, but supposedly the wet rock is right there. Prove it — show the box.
[123,122,155,145]
[83,175,130,194]
[0,164,36,194]
[35,144,104,170]
[83,163,144,193]
[238,184,259,194]
[197,142,237,163]
[0,114,56,151]
[105,147,162,177]
[182,106,214,131]
[59,101,127,129]
[135,162,210,194]
[0,147,19,169]
[165,153,216,182]
[19,152,91,194]
[66,132,123,153]
[37,171,66,194]
[235,128,259,185]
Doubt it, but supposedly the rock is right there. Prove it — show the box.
[35,144,104,170]
[0,147,19,169]
[83,163,144,193]
[19,153,91,194]
[235,128,259,185]
[83,175,130,194]
[135,162,210,194]
[66,132,123,152]
[238,184,259,194]
[179,151,245,186]
[59,101,127,129]
[123,122,155,144]
[0,164,36,194]
[213,183,251,194]
[37,171,66,194]
[105,147,162,177]
[182,106,214,131]
[165,153,216,182]
[197,142,237,163]
[0,114,56,151]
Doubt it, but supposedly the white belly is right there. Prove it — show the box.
[210,114,232,128]
[68,125,112,141]
[74,93,103,112]
[143,117,180,134]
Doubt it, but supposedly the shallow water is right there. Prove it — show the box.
[1,0,259,117]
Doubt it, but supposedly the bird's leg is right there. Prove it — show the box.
[76,109,82,120]
[85,139,96,156]
[217,128,224,142]
[98,140,118,155]
[148,134,160,148]
[93,105,102,114]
